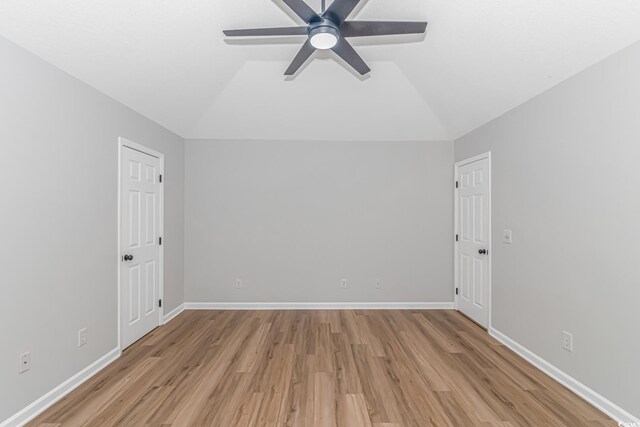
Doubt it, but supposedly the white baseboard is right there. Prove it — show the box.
[1,347,121,427]
[489,328,639,424]
[184,302,454,310]
[163,303,185,324]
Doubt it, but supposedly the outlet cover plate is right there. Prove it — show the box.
[19,352,31,374]
[78,328,88,347]
[562,331,573,352]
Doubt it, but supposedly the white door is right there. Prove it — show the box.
[456,154,491,327]
[120,144,162,348]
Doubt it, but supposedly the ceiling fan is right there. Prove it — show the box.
[223,0,428,75]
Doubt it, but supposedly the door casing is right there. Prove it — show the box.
[454,151,492,329]
[117,137,164,351]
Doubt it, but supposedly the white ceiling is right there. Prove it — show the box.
[1,0,640,141]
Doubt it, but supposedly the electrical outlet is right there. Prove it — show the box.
[235,279,243,289]
[562,331,573,352]
[78,328,88,347]
[340,279,348,289]
[375,279,382,289]
[19,352,31,374]
[503,229,513,244]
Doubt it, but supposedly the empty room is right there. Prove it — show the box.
[1,0,639,425]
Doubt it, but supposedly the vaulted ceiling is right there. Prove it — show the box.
[2,0,640,140]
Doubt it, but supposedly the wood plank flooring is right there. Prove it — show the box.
[29,310,613,426]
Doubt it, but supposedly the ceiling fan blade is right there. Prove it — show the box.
[224,27,308,37]
[331,38,370,75]
[323,0,360,23]
[341,21,428,37]
[284,40,316,75]
[282,0,320,23]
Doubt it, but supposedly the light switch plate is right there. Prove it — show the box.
[503,229,513,244]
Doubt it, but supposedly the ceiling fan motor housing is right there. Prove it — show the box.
[308,19,340,49]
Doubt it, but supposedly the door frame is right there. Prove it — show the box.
[117,137,165,351]
[453,151,492,330]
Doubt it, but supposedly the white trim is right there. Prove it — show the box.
[184,302,455,310]
[456,151,492,167]
[490,328,639,424]
[1,348,120,427]
[454,151,492,329]
[163,303,185,324]
[117,137,165,350]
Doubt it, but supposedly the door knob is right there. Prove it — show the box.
[478,249,487,255]
[123,254,134,261]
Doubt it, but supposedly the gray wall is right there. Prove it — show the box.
[455,41,640,418]
[0,37,184,421]
[185,140,454,304]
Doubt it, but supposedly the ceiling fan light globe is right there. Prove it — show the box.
[310,32,338,49]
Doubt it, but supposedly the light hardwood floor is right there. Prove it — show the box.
[29,310,613,426]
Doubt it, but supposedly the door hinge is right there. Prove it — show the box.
[159,299,162,308]
[455,234,459,242]
[159,237,162,245]
[159,174,163,183]
[455,181,458,189]
[455,288,459,295]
